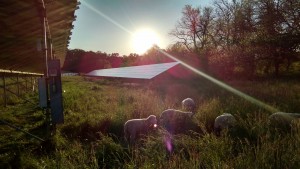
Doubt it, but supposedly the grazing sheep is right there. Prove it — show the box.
[160,109,194,134]
[124,115,157,143]
[214,113,237,136]
[268,112,300,131]
[182,98,196,113]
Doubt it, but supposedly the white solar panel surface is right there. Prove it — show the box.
[86,62,180,79]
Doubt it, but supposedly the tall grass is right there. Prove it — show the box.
[1,76,299,168]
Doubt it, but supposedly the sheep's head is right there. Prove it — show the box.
[214,113,237,136]
[268,112,296,131]
[146,115,157,128]
[182,98,196,113]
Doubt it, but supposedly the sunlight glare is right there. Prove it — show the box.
[82,0,279,113]
[132,29,160,54]
[155,47,279,113]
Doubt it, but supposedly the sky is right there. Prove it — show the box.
[68,0,212,56]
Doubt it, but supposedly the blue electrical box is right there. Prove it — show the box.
[48,59,64,124]
[38,78,47,108]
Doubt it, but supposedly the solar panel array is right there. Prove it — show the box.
[0,0,79,73]
[86,62,180,79]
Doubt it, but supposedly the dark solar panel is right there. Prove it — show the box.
[0,0,78,73]
[86,62,180,79]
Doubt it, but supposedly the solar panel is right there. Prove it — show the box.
[0,0,78,73]
[86,62,180,79]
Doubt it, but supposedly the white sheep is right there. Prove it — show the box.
[214,113,237,136]
[182,98,196,113]
[159,109,194,134]
[124,115,157,143]
[268,112,300,131]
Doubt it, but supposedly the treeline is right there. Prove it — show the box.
[63,49,135,73]
[63,0,299,79]
[62,46,202,74]
[170,0,300,78]
[62,47,174,73]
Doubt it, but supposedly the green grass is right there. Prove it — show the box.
[1,76,300,168]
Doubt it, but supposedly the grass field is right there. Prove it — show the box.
[1,76,300,168]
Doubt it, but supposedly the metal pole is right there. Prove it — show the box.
[50,41,53,60]
[25,75,28,91]
[43,16,51,138]
[44,17,49,77]
[31,76,33,91]
[35,77,38,93]
[17,74,20,96]
[2,73,7,107]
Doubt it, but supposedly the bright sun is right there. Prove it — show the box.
[132,28,160,54]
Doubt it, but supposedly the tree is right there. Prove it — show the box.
[170,5,214,72]
[137,45,173,65]
[211,0,258,78]
[254,0,300,76]
[168,0,300,78]
[63,49,85,72]
[122,53,140,67]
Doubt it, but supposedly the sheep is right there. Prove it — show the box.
[214,113,237,136]
[159,109,194,134]
[124,115,157,143]
[268,112,300,132]
[182,98,196,113]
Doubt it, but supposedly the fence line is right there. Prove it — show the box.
[0,71,41,107]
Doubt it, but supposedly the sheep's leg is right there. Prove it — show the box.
[124,128,130,143]
[130,131,137,144]
[214,127,221,136]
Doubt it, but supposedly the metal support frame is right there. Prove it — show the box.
[0,119,45,142]
[17,74,20,96]
[0,72,41,107]
[0,0,73,144]
[0,0,66,144]
[2,73,7,107]
[41,0,60,138]
[43,15,51,138]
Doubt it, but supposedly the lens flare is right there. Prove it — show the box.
[164,135,173,153]
[81,1,279,113]
[154,47,279,113]
[81,1,133,35]
[154,124,157,128]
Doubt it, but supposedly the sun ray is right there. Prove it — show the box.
[81,1,279,113]
[81,1,133,35]
[155,47,279,112]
